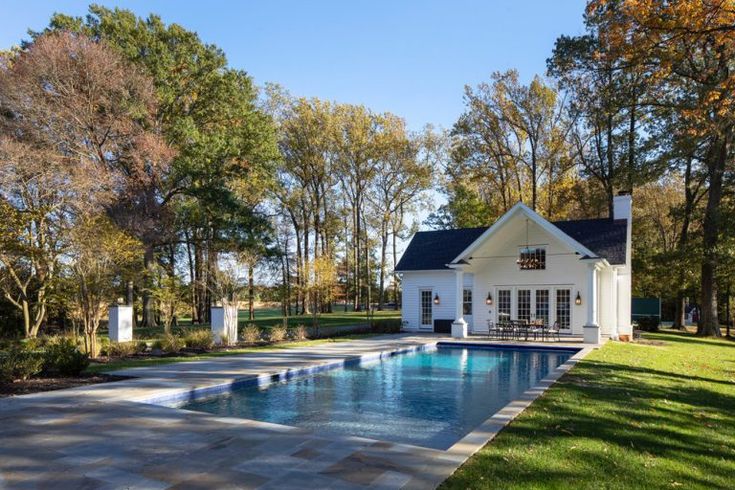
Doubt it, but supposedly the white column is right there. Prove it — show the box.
[211,305,238,345]
[584,264,601,344]
[586,265,598,326]
[611,267,619,340]
[108,305,133,343]
[451,268,468,338]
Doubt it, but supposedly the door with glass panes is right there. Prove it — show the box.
[497,287,572,330]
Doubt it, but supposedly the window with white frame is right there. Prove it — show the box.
[497,289,511,320]
[518,247,546,270]
[463,288,472,316]
[556,289,571,328]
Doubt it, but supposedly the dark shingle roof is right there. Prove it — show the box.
[395,218,628,271]
[552,218,628,265]
[394,227,488,271]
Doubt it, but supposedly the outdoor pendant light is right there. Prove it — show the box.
[486,292,493,305]
[575,291,582,305]
[433,293,440,305]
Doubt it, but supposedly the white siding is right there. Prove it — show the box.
[400,271,457,331]
[399,207,631,338]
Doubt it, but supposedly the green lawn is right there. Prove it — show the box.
[87,334,380,373]
[442,330,735,489]
[115,306,401,340]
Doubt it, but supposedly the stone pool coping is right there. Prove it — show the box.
[0,335,595,489]
[132,338,592,488]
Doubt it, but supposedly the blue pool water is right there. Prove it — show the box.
[179,344,576,449]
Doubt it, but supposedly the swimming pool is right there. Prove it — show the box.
[177,343,577,450]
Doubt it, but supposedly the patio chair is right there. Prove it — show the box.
[498,320,513,340]
[528,320,544,341]
[547,321,561,342]
[487,320,500,339]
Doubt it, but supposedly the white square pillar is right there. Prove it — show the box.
[109,305,133,343]
[452,268,467,338]
[586,265,599,327]
[211,305,238,345]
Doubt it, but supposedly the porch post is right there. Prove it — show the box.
[584,264,601,344]
[452,268,468,338]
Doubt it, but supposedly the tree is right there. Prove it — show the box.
[368,119,433,309]
[40,6,279,327]
[587,0,735,336]
[68,216,141,357]
[0,141,69,338]
[439,70,575,227]
[0,32,172,336]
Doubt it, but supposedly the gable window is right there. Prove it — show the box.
[517,247,546,270]
[463,288,472,315]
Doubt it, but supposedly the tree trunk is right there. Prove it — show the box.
[377,220,388,310]
[673,293,687,330]
[392,221,400,310]
[698,135,728,337]
[673,157,696,330]
[354,200,362,311]
[140,245,157,328]
[248,264,255,321]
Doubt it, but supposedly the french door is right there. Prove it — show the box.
[497,286,572,330]
[419,289,433,329]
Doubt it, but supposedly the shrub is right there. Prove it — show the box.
[370,318,402,334]
[151,339,164,351]
[161,333,184,353]
[269,325,288,343]
[43,337,90,376]
[0,344,44,382]
[185,329,214,350]
[290,324,308,341]
[636,316,660,332]
[96,336,111,357]
[106,341,139,358]
[241,324,261,344]
[137,340,149,353]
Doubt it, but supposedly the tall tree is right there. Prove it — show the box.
[588,0,735,336]
[40,5,278,327]
[0,32,171,336]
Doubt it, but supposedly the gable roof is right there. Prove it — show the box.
[394,227,488,271]
[395,214,628,272]
[452,202,597,265]
[553,218,627,265]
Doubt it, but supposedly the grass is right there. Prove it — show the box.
[121,306,400,340]
[86,334,380,374]
[441,330,735,490]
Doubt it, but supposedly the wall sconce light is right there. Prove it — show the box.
[433,293,440,305]
[485,292,493,305]
[575,291,582,305]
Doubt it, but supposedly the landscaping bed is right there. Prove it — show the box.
[0,373,129,397]
[441,330,735,489]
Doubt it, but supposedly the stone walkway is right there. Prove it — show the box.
[0,334,590,489]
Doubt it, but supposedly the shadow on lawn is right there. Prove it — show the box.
[442,332,735,489]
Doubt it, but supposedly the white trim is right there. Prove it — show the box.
[452,202,598,264]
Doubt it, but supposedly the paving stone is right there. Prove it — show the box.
[0,335,590,489]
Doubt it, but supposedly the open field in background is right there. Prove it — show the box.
[100,306,402,340]
[441,330,735,490]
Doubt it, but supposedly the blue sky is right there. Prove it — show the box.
[2,1,588,131]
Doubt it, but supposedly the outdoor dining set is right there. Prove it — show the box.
[486,317,562,342]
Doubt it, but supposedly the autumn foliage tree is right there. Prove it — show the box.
[0,32,173,338]
[587,0,735,336]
